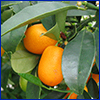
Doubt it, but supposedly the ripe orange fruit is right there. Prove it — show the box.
[38,46,63,86]
[64,86,88,99]
[1,47,5,57]
[23,24,57,54]
[92,74,99,83]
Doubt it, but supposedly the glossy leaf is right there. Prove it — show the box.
[94,28,99,70]
[1,26,27,53]
[11,43,40,73]
[62,29,95,94]
[1,2,78,36]
[18,73,43,87]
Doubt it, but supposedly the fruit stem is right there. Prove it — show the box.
[42,85,73,93]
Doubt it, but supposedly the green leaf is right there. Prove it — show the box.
[95,10,99,27]
[77,90,91,99]
[1,1,22,12]
[1,93,8,99]
[26,68,41,99]
[94,28,99,70]
[62,29,95,95]
[43,91,65,99]
[43,23,60,40]
[1,2,78,36]
[11,43,40,73]
[87,78,99,99]
[18,73,43,87]
[41,15,56,30]
[1,62,11,89]
[55,11,67,33]
[67,9,96,16]
[1,9,13,24]
[10,1,30,13]
[1,26,27,53]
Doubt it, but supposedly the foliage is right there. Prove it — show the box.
[1,1,99,99]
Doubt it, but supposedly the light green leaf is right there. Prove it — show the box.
[62,29,95,95]
[11,43,40,73]
[43,23,60,40]
[1,2,78,36]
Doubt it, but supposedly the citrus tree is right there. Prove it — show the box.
[1,1,99,99]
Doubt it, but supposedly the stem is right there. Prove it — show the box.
[82,1,99,10]
[42,85,72,93]
[68,17,95,41]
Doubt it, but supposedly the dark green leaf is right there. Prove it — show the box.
[43,91,65,99]
[26,82,41,99]
[26,68,41,99]
[1,2,78,36]
[41,15,56,30]
[1,9,13,24]
[1,26,27,53]
[11,43,40,73]
[18,73,43,87]
[94,28,99,70]
[95,10,99,27]
[87,78,99,99]
[77,90,91,99]
[1,93,8,99]
[62,29,95,94]
[1,62,11,89]
[83,90,91,99]
[91,64,99,74]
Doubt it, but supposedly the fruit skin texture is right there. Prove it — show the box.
[38,46,63,86]
[1,47,5,57]
[64,86,88,99]
[23,24,57,54]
